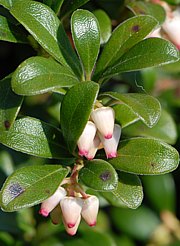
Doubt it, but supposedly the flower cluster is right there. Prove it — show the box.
[77,106,121,160]
[39,184,99,236]
[149,0,180,50]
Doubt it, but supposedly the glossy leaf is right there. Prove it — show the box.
[0,117,73,160]
[100,92,161,128]
[43,0,64,13]
[12,56,79,96]
[0,0,13,9]
[123,109,177,144]
[93,9,112,45]
[93,15,158,81]
[127,1,166,25]
[0,165,69,211]
[79,159,118,191]
[109,137,179,175]
[10,1,82,78]
[60,0,90,18]
[71,10,100,80]
[0,15,28,43]
[0,76,23,131]
[102,38,180,78]
[60,81,99,154]
[101,172,143,209]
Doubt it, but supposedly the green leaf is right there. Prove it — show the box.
[0,76,23,131]
[12,56,79,96]
[142,174,176,213]
[79,159,118,191]
[102,38,180,78]
[100,92,161,128]
[60,81,99,154]
[123,109,177,144]
[51,0,64,14]
[111,206,160,240]
[0,0,13,9]
[0,117,73,160]
[60,0,90,18]
[10,0,82,78]
[0,165,69,211]
[101,172,143,209]
[71,9,100,80]
[109,137,179,175]
[127,1,166,25]
[93,9,112,45]
[0,15,28,43]
[93,15,158,81]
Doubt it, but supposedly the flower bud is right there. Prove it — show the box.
[63,215,81,236]
[50,205,61,225]
[99,124,121,159]
[39,187,67,217]
[91,107,115,139]
[81,195,99,227]
[60,197,83,228]
[77,121,97,157]
[85,135,101,160]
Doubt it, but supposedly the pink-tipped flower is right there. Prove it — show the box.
[50,205,62,225]
[85,135,101,160]
[81,195,99,227]
[63,215,81,236]
[91,107,115,139]
[39,187,67,217]
[60,197,83,228]
[77,121,97,157]
[99,124,121,159]
[162,8,180,49]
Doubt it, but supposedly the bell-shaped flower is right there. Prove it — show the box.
[77,121,97,157]
[60,197,83,228]
[63,215,81,236]
[81,195,99,227]
[39,187,67,217]
[99,124,121,159]
[85,135,101,160]
[91,107,115,139]
[50,205,62,225]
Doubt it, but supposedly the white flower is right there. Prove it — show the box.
[91,107,115,139]
[63,215,81,236]
[81,195,99,226]
[77,121,97,157]
[85,135,101,160]
[99,124,121,158]
[39,187,67,217]
[60,197,83,228]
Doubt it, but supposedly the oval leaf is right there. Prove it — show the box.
[0,76,23,131]
[12,56,79,96]
[102,38,179,78]
[100,92,161,128]
[0,0,13,9]
[10,1,82,78]
[79,159,118,191]
[0,117,73,160]
[60,0,90,18]
[109,137,179,175]
[93,15,158,81]
[0,165,69,211]
[101,172,143,209]
[71,9,100,80]
[60,81,99,154]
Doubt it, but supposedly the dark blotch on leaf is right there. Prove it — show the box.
[132,25,140,32]
[100,171,112,181]
[8,183,25,198]
[45,189,51,195]
[4,120,10,130]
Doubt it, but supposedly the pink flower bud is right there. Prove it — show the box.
[91,107,115,139]
[60,197,83,228]
[50,205,61,225]
[63,215,81,236]
[77,121,97,157]
[99,124,121,159]
[81,195,99,227]
[39,187,67,217]
[85,135,101,160]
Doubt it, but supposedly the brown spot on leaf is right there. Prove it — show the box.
[151,163,156,168]
[45,189,51,195]
[100,171,111,181]
[4,120,10,130]
[8,183,25,198]
[132,25,140,32]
